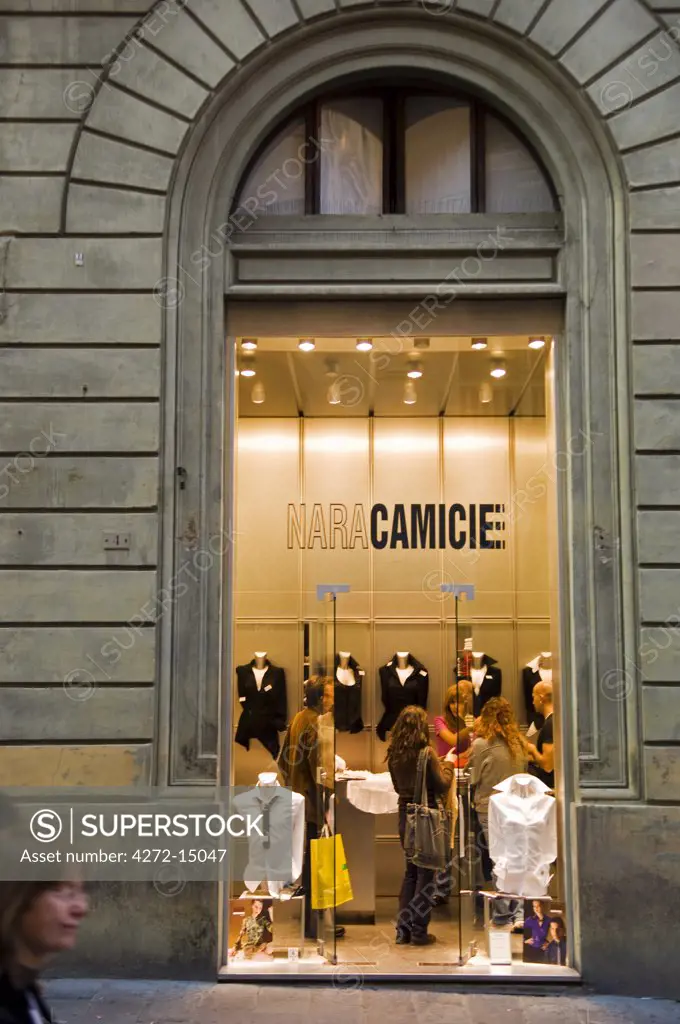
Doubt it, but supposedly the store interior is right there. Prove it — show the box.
[222,332,572,977]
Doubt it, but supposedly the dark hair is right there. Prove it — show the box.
[0,881,59,970]
[386,706,431,767]
[304,676,327,712]
[548,916,566,941]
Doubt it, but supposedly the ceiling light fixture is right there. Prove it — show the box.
[298,338,315,352]
[403,380,417,405]
[240,355,256,378]
[251,381,266,404]
[490,358,506,379]
[414,337,430,350]
[479,382,493,404]
[356,338,373,352]
[241,337,258,351]
[407,361,423,380]
[471,337,488,351]
[528,336,546,350]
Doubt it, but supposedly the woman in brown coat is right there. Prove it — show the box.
[387,705,456,946]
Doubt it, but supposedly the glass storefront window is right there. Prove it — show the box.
[224,334,570,979]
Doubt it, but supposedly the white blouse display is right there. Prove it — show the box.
[234,785,306,898]
[487,773,557,897]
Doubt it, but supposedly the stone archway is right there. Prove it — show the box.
[51,0,680,993]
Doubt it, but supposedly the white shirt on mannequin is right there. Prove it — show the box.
[487,773,557,897]
[396,666,414,685]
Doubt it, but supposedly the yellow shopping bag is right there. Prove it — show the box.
[310,832,353,910]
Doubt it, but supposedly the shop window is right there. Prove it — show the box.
[405,97,471,214]
[485,115,554,213]
[319,99,384,215]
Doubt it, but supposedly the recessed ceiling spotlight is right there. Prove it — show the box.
[356,338,373,352]
[479,382,493,404]
[241,337,258,351]
[413,337,430,350]
[407,361,424,380]
[403,380,417,405]
[251,381,266,404]
[471,337,488,351]
[490,358,506,379]
[240,354,256,378]
[298,338,315,352]
[528,336,546,350]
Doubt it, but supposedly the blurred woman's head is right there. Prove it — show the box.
[444,682,473,728]
[387,706,430,765]
[476,697,527,763]
[0,880,88,972]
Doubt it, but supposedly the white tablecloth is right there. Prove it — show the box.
[342,771,399,815]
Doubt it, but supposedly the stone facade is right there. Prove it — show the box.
[2,0,680,998]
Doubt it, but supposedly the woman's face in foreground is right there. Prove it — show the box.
[19,882,88,959]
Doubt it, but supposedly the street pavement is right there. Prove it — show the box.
[45,980,679,1024]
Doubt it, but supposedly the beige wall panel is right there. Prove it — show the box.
[0,744,152,786]
[0,626,155,684]
[232,621,301,729]
[86,87,187,155]
[0,123,76,171]
[643,687,680,742]
[0,457,158,510]
[513,418,550,618]
[0,687,154,742]
[638,510,680,564]
[636,454,680,504]
[67,184,165,234]
[0,513,157,566]
[0,570,156,622]
[373,419,441,618]
[335,729,370,774]
[0,294,161,346]
[110,44,209,118]
[0,71,86,119]
[237,255,555,283]
[631,189,680,231]
[0,177,63,232]
[234,419,300,619]
[0,2,151,10]
[635,398,680,449]
[645,746,680,801]
[73,132,173,193]
[0,403,158,453]
[0,16,136,62]
[640,569,680,623]
[5,238,162,291]
[301,419,370,620]
[227,299,565,338]
[443,418,513,619]
[0,349,160,399]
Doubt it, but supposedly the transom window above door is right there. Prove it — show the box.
[234,86,557,217]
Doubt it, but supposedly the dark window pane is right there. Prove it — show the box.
[485,115,554,213]
[405,97,471,214]
[237,118,307,215]
[320,99,383,214]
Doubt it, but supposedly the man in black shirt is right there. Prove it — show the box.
[527,681,555,789]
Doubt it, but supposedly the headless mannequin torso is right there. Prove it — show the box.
[396,651,414,685]
[336,651,356,687]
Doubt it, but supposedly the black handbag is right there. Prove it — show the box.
[404,748,453,870]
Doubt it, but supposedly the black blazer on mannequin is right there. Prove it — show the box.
[235,659,288,759]
[522,665,546,731]
[334,654,364,734]
[466,655,502,716]
[376,654,429,742]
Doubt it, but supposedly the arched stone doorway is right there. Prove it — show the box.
[57,0,680,995]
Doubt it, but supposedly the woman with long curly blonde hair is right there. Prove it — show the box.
[469,697,528,881]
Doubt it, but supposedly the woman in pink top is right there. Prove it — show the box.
[434,682,473,758]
